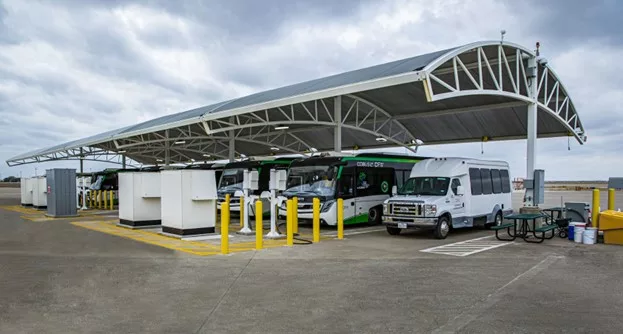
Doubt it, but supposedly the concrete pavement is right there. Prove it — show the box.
[1,190,623,333]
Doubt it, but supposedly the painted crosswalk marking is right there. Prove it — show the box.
[420,236,512,257]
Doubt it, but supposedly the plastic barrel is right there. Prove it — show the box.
[583,228,597,245]
[574,227,585,244]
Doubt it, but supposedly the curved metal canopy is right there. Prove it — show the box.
[6,40,586,167]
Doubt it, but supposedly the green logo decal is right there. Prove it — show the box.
[381,181,389,193]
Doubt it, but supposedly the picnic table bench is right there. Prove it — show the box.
[492,213,556,243]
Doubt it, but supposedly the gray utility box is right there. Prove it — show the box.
[608,177,623,190]
[46,169,77,217]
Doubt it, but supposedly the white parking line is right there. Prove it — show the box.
[322,227,386,237]
[420,236,512,257]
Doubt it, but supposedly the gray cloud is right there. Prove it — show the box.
[1,0,622,181]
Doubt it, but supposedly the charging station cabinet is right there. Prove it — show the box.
[533,169,545,205]
[269,170,287,191]
[46,169,77,217]
[160,169,219,237]
[32,176,48,209]
[118,171,162,228]
[20,177,33,207]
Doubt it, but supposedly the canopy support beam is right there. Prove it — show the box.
[334,95,342,152]
[525,56,538,207]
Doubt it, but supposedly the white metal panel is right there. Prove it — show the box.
[161,170,183,230]
[190,170,218,201]
[23,178,34,205]
[118,173,135,221]
[141,173,161,198]
[32,177,48,207]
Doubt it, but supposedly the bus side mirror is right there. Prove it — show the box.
[391,185,398,196]
[456,186,465,196]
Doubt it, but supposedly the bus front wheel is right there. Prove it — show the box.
[386,226,401,235]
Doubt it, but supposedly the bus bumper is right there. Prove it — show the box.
[382,216,438,229]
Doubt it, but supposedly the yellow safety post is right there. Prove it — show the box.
[255,200,263,250]
[240,195,245,228]
[97,190,102,209]
[337,198,344,240]
[109,191,114,210]
[313,198,320,243]
[286,199,294,246]
[293,196,299,234]
[608,188,615,211]
[103,190,108,210]
[225,193,231,206]
[592,189,600,228]
[221,202,230,255]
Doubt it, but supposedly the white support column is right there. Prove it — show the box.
[524,56,538,207]
[228,117,235,162]
[334,96,342,152]
[165,129,171,166]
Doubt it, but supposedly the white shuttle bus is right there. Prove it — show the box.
[382,157,513,239]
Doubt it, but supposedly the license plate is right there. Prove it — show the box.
[398,223,407,229]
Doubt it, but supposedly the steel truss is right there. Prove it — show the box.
[422,43,586,143]
[6,146,139,167]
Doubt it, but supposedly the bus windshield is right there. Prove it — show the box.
[284,165,337,197]
[218,168,246,193]
[398,177,450,196]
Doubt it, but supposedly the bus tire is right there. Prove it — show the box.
[486,211,503,230]
[434,215,451,239]
[386,226,401,235]
[368,206,382,225]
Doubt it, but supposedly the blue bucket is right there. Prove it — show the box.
[568,223,576,241]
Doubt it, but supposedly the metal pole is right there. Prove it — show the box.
[524,56,538,207]
[255,200,263,250]
[229,116,235,162]
[165,129,171,166]
[122,155,126,169]
[286,199,293,246]
[221,202,230,255]
[313,198,320,243]
[79,148,84,175]
[239,170,253,235]
[334,96,342,152]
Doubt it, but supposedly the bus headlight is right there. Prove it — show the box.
[425,204,437,217]
[383,203,388,214]
[321,200,335,213]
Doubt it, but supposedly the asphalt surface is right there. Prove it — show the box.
[1,190,623,333]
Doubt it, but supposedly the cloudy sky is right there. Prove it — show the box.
[0,0,620,180]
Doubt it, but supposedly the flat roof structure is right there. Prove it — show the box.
[7,41,586,168]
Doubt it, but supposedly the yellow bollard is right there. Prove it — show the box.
[109,191,114,210]
[592,189,600,228]
[286,199,294,246]
[221,202,230,255]
[240,195,245,228]
[313,198,320,243]
[608,188,615,211]
[225,193,230,206]
[293,196,299,235]
[97,190,102,209]
[337,198,344,240]
[255,200,263,250]
[103,190,108,210]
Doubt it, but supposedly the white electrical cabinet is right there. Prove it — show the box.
[160,169,219,237]
[32,176,48,209]
[118,172,162,227]
[20,178,33,207]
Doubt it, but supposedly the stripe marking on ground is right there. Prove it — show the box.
[420,236,512,257]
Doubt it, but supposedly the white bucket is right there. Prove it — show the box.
[583,228,597,245]
[574,227,585,244]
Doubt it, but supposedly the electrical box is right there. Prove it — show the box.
[118,171,161,227]
[20,177,33,207]
[46,169,77,217]
[269,169,287,191]
[161,169,218,237]
[32,176,48,209]
[533,169,545,205]
[243,170,259,190]
[608,177,623,190]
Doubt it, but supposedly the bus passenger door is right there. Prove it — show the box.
[449,178,467,227]
[337,169,356,223]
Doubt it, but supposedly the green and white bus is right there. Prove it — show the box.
[279,153,426,226]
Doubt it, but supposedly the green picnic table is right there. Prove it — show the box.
[491,213,556,243]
